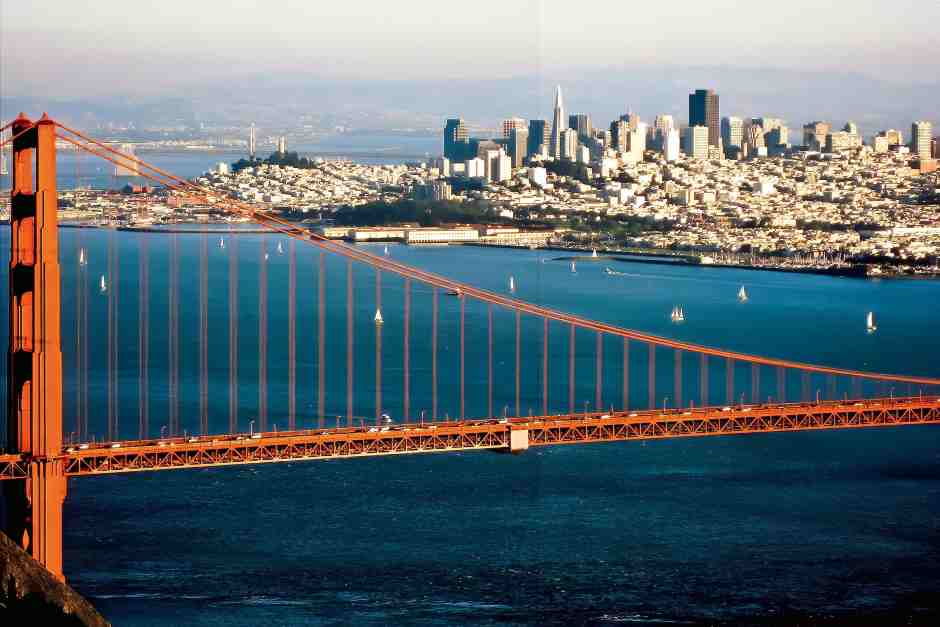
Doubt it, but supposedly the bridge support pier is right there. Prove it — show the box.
[3,113,66,580]
[509,429,529,453]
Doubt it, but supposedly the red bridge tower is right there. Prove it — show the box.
[3,113,66,580]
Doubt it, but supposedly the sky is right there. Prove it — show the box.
[3,0,939,100]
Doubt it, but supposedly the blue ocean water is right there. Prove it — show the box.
[2,232,940,625]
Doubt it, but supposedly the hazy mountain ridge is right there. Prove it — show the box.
[4,65,937,137]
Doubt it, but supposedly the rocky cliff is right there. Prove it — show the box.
[0,532,109,626]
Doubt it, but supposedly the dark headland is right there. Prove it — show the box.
[0,533,108,626]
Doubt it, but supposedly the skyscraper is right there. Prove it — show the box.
[653,115,674,138]
[248,123,256,160]
[508,128,529,168]
[609,119,628,152]
[561,128,578,161]
[501,118,527,139]
[721,117,744,149]
[663,129,680,162]
[527,119,549,158]
[689,89,720,148]
[569,114,592,140]
[803,122,831,151]
[912,121,933,161]
[276,136,288,155]
[444,118,470,161]
[625,128,645,162]
[879,129,903,147]
[686,126,709,160]
[621,111,641,131]
[550,85,567,158]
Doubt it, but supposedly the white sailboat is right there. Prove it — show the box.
[78,248,87,266]
[264,252,269,261]
[670,306,685,323]
[592,248,598,258]
[374,308,384,325]
[866,311,877,334]
[508,276,515,294]
[99,275,107,294]
[570,260,577,274]
[277,241,284,254]
[738,285,748,302]
[384,244,389,257]
[219,237,225,249]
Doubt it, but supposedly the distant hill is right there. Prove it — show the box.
[4,64,938,138]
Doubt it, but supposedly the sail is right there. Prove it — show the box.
[375,308,384,324]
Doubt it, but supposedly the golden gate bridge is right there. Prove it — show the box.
[1,113,939,582]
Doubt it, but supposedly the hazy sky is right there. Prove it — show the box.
[3,0,938,99]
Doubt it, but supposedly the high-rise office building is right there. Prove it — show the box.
[686,126,709,160]
[444,118,470,161]
[501,117,527,139]
[766,126,789,147]
[610,119,629,152]
[721,117,744,149]
[652,114,674,138]
[569,114,592,140]
[550,85,567,158]
[276,136,288,155]
[653,114,674,133]
[620,111,641,131]
[248,123,256,160]
[879,129,903,147]
[527,119,549,158]
[843,121,859,136]
[647,115,674,150]
[689,89,720,148]
[561,128,578,161]
[663,129,680,162]
[759,118,785,134]
[803,122,831,151]
[825,132,857,153]
[744,125,765,151]
[626,128,646,161]
[484,149,512,183]
[508,128,529,168]
[912,121,933,161]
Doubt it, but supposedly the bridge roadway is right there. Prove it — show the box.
[1,396,938,481]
